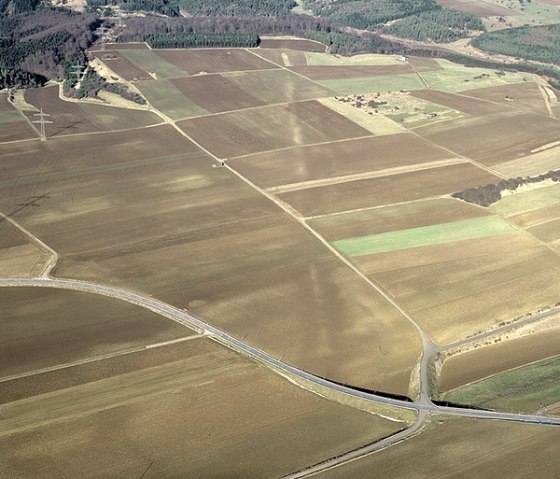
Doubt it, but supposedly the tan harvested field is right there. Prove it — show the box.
[439,327,560,393]
[492,145,560,176]
[509,202,560,229]
[177,102,367,158]
[259,38,326,52]
[0,331,406,479]
[309,198,490,241]
[414,110,560,165]
[94,52,152,81]
[356,232,560,344]
[290,64,415,80]
[0,221,48,277]
[465,82,551,115]
[0,123,421,395]
[411,89,507,115]
[155,48,276,74]
[314,416,560,478]
[0,286,195,379]
[435,0,520,16]
[230,133,452,188]
[278,162,499,217]
[23,85,160,136]
[170,73,264,113]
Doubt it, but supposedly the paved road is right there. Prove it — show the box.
[2,276,559,428]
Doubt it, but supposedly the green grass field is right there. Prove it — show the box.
[490,184,560,217]
[333,215,517,256]
[444,355,560,414]
[421,60,530,92]
[317,74,424,95]
[120,50,187,79]
[305,52,403,66]
[135,79,208,120]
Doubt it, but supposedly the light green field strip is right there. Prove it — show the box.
[120,49,186,79]
[0,111,24,124]
[0,152,203,188]
[490,184,560,217]
[333,216,517,257]
[317,74,424,95]
[135,80,208,120]
[318,97,406,135]
[444,355,560,414]
[305,52,403,66]
[422,61,531,93]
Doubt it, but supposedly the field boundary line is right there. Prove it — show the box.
[267,158,465,194]
[0,334,206,383]
[228,133,376,161]
[0,211,58,277]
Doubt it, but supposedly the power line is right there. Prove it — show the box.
[32,108,53,141]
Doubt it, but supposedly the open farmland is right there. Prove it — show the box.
[0,287,406,479]
[278,162,498,217]
[312,416,560,478]
[443,355,560,414]
[310,198,560,344]
[154,48,276,75]
[414,110,560,165]
[93,51,153,81]
[177,101,370,158]
[23,85,160,136]
[0,221,48,277]
[0,122,421,396]
[438,316,560,400]
[0,92,35,143]
[436,0,520,16]
[3,45,560,475]
[230,133,453,189]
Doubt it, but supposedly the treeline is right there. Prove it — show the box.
[0,8,98,88]
[452,170,560,207]
[118,14,402,55]
[177,0,296,17]
[302,0,438,30]
[139,32,259,48]
[87,0,180,16]
[88,0,296,17]
[472,24,560,65]
[387,8,485,42]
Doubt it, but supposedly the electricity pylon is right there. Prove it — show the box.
[32,108,53,141]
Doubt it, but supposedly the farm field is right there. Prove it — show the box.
[0,288,406,479]
[93,51,153,81]
[3,45,560,475]
[0,92,35,143]
[278,162,498,217]
[23,85,160,136]
[438,316,560,394]
[0,221,48,277]
[311,198,560,344]
[414,110,560,165]
[229,133,451,189]
[444,355,560,414]
[0,123,421,395]
[177,101,369,158]
[313,415,560,478]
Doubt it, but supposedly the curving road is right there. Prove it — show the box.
[2,276,559,428]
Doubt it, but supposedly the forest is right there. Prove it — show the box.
[472,24,560,65]
[301,0,438,29]
[387,8,485,42]
[87,0,296,17]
